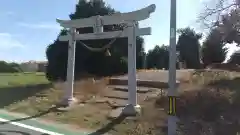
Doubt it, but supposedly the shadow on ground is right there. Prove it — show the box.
[0,83,53,108]
[89,114,127,135]
[164,77,240,135]
[0,130,54,135]
[0,111,127,135]
[0,130,31,135]
[0,105,60,125]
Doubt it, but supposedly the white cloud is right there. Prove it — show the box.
[0,33,25,50]
[0,33,11,37]
[17,22,62,30]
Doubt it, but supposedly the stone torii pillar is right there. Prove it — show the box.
[56,4,156,115]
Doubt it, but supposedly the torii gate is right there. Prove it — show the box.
[56,4,156,115]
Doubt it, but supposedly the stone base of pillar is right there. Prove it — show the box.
[56,97,78,111]
[122,104,141,116]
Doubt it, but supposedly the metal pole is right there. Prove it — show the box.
[168,0,177,134]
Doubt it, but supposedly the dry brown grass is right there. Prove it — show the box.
[54,77,110,102]
[155,69,240,135]
[1,72,166,135]
[3,70,240,135]
[207,63,240,72]
[4,77,113,129]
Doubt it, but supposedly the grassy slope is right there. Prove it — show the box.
[1,70,240,135]
[0,72,161,135]
[0,72,48,87]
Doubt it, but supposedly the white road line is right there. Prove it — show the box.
[0,118,64,135]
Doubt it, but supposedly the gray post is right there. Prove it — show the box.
[62,28,77,106]
[168,0,177,134]
[127,23,137,107]
[122,22,141,116]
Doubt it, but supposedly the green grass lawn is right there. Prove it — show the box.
[0,72,49,88]
[0,72,53,109]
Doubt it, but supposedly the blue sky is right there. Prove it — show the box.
[0,0,239,62]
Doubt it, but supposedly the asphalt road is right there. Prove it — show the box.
[0,123,45,135]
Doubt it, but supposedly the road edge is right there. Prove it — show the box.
[0,109,89,135]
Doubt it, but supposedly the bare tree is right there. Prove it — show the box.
[198,0,240,45]
[199,0,238,28]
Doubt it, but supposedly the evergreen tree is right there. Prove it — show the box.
[201,28,228,66]
[0,61,20,73]
[146,45,169,69]
[176,27,202,69]
[46,0,144,81]
[228,51,240,65]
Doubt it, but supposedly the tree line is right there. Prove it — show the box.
[1,0,239,75]
[1,0,239,76]
[44,0,240,81]
[0,61,22,73]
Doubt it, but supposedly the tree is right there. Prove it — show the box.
[198,0,238,28]
[228,50,240,64]
[199,0,240,45]
[201,28,228,66]
[176,27,202,69]
[215,8,240,45]
[146,45,169,69]
[8,62,22,72]
[46,0,144,81]
[0,61,20,73]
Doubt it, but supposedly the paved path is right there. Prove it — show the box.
[0,110,89,135]
[0,122,44,135]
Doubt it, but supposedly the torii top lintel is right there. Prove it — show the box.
[56,4,156,28]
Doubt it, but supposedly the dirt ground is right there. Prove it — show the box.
[2,70,240,135]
